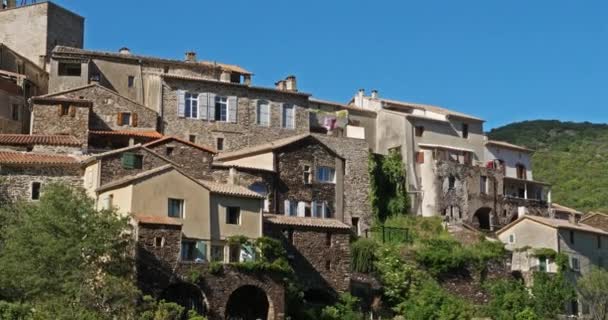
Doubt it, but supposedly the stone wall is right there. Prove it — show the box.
[31,102,90,146]
[99,148,169,186]
[0,165,82,204]
[145,140,214,180]
[277,138,337,216]
[161,78,309,151]
[581,214,608,231]
[211,166,276,210]
[265,222,351,293]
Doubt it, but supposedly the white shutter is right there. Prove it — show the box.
[297,202,306,217]
[311,201,317,217]
[199,92,209,120]
[228,96,238,123]
[279,103,284,128]
[284,200,291,216]
[177,90,186,117]
[322,202,328,218]
[208,93,217,121]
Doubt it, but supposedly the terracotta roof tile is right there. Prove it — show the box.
[263,214,351,229]
[133,214,183,226]
[0,152,79,166]
[198,180,264,199]
[215,134,311,161]
[144,136,216,154]
[0,134,81,146]
[89,130,163,139]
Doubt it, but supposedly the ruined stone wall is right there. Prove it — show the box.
[135,223,182,295]
[99,149,169,186]
[146,141,214,180]
[31,103,89,146]
[277,139,337,216]
[313,134,372,230]
[59,85,158,131]
[161,78,309,151]
[265,223,351,293]
[0,165,82,204]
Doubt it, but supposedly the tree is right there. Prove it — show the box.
[321,293,364,320]
[0,183,139,319]
[577,268,608,320]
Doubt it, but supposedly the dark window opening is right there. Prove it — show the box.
[127,75,135,88]
[352,217,360,235]
[415,126,424,137]
[516,164,527,180]
[11,104,19,121]
[325,260,331,271]
[168,198,184,218]
[462,123,469,139]
[31,182,41,200]
[189,135,196,143]
[570,230,575,245]
[154,237,164,248]
[58,62,81,76]
[325,233,332,247]
[216,137,224,151]
[165,146,174,156]
[121,152,143,169]
[181,241,196,261]
[229,245,240,263]
[227,207,240,225]
[448,176,456,190]
[59,104,69,116]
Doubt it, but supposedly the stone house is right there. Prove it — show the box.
[0,78,25,133]
[143,136,216,180]
[579,211,608,232]
[0,133,82,154]
[497,215,608,317]
[0,150,83,204]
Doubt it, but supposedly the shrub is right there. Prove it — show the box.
[321,293,363,320]
[415,238,469,275]
[351,238,378,273]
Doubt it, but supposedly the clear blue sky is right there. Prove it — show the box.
[54,0,607,129]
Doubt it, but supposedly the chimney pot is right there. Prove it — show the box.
[285,75,297,92]
[118,47,131,55]
[185,51,197,62]
[275,80,286,91]
[371,89,379,99]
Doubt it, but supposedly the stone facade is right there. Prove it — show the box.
[161,78,310,151]
[581,213,608,231]
[144,138,215,180]
[98,148,170,186]
[0,165,82,204]
[264,222,351,293]
[31,101,90,146]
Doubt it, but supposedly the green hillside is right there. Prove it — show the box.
[487,120,608,213]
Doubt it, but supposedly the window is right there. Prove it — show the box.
[121,152,143,169]
[462,123,469,139]
[216,137,224,151]
[448,176,456,190]
[127,75,135,88]
[181,241,196,261]
[168,198,184,218]
[313,201,324,218]
[516,164,527,180]
[154,237,165,248]
[508,234,515,244]
[119,112,131,126]
[229,245,240,263]
[256,100,270,126]
[211,245,224,262]
[185,92,198,119]
[303,165,312,184]
[58,62,81,76]
[31,182,41,200]
[480,176,488,194]
[282,104,295,129]
[286,229,294,244]
[325,260,331,271]
[571,256,580,271]
[102,194,113,210]
[569,230,575,245]
[316,167,335,183]
[415,126,424,137]
[352,217,360,235]
[165,147,174,156]
[59,104,69,116]
[538,256,547,272]
[188,135,196,143]
[226,207,240,225]
[415,151,424,164]
[215,96,228,121]
[325,233,332,247]
[11,104,19,121]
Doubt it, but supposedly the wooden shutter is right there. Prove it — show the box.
[199,92,209,120]
[116,112,123,126]
[208,93,217,121]
[311,201,317,217]
[68,105,76,117]
[284,200,291,216]
[132,113,138,127]
[279,103,284,127]
[297,202,306,217]
[177,90,186,117]
[195,241,207,262]
[416,151,424,164]
[228,96,238,123]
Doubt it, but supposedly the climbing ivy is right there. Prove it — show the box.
[369,150,410,222]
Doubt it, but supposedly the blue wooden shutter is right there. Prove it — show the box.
[199,92,208,120]
[177,90,186,117]
[228,96,238,123]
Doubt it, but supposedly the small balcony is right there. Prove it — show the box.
[503,177,551,204]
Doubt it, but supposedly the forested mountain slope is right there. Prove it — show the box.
[487,120,608,213]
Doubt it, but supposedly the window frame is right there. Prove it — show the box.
[281,104,295,129]
[462,123,469,139]
[216,137,224,151]
[256,100,270,126]
[168,198,185,218]
[226,206,241,225]
[31,181,41,200]
[571,256,580,271]
[211,245,225,262]
[119,112,132,126]
[316,166,336,183]
[215,96,228,122]
[303,165,312,184]
[127,75,135,88]
[480,175,488,194]
[184,92,199,119]
[181,241,196,261]
[415,126,424,137]
[58,62,82,77]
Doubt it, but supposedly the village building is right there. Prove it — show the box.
[497,215,608,317]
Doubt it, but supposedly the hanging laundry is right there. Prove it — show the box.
[323,116,337,131]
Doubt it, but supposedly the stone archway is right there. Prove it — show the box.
[161,282,208,317]
[225,285,272,320]
[472,207,492,230]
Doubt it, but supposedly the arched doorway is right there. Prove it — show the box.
[225,285,270,320]
[161,283,208,318]
[472,207,492,230]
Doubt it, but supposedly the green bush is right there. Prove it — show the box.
[320,293,363,320]
[396,279,473,320]
[415,238,469,275]
[0,300,33,320]
[351,238,378,273]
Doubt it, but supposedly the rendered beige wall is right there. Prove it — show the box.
[223,152,275,171]
[209,194,262,241]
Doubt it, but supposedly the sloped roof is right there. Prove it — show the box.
[309,97,377,115]
[97,164,174,192]
[263,214,351,230]
[497,215,608,236]
[581,211,608,223]
[552,203,583,215]
[89,130,163,139]
[198,180,264,199]
[133,214,183,226]
[0,134,81,146]
[379,98,484,122]
[0,151,80,166]
[53,46,252,75]
[144,136,216,154]
[486,140,534,153]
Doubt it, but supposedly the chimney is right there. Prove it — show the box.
[371,89,379,99]
[220,70,231,83]
[243,75,251,86]
[118,47,131,55]
[185,51,197,62]
[354,89,365,107]
[275,80,286,91]
[228,167,239,185]
[285,75,297,92]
